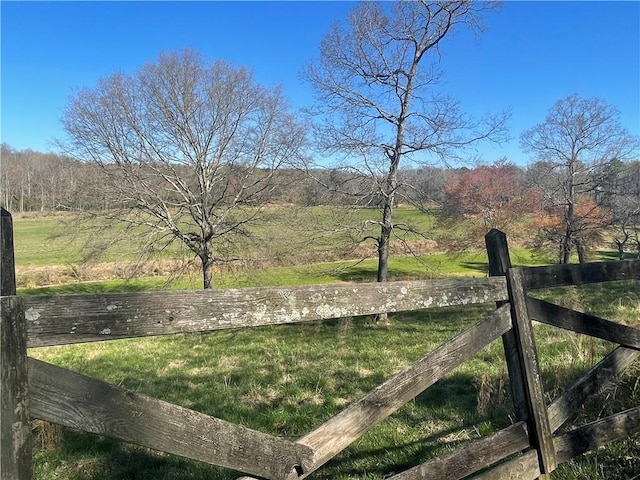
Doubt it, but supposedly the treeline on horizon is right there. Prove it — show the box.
[2,142,640,261]
[0,142,452,212]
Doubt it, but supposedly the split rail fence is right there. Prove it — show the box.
[1,207,639,480]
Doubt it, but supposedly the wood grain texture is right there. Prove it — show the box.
[18,277,508,347]
[1,296,32,480]
[527,297,640,350]
[1,208,16,297]
[485,228,529,422]
[297,304,513,473]
[468,407,640,480]
[28,358,314,480]
[387,422,530,480]
[553,406,640,464]
[522,259,640,290]
[470,449,540,480]
[1,208,32,480]
[506,268,557,475]
[547,346,640,433]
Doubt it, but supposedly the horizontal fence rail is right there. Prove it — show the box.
[12,277,508,347]
[522,259,640,289]
[527,297,640,350]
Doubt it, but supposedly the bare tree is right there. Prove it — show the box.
[303,1,509,289]
[603,160,640,259]
[61,50,306,288]
[521,94,639,263]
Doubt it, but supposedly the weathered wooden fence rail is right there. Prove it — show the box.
[20,276,508,347]
[1,207,639,480]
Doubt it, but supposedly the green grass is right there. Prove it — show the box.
[11,213,84,266]
[10,206,434,262]
[30,304,507,480]
[10,206,436,267]
[533,282,640,480]
[11,210,640,479]
[27,281,640,480]
[17,244,551,296]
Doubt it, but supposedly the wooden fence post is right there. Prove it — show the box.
[485,229,528,421]
[506,268,556,477]
[1,208,32,480]
[1,208,17,297]
[485,229,556,478]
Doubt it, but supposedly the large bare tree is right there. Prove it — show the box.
[303,1,508,287]
[606,160,640,259]
[62,50,306,288]
[521,94,639,263]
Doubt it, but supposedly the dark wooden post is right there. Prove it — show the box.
[1,208,17,297]
[485,229,528,421]
[1,208,32,479]
[485,229,556,478]
[506,268,556,477]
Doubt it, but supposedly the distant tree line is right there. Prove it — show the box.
[438,157,640,262]
[0,143,108,212]
[0,141,450,211]
[2,140,639,261]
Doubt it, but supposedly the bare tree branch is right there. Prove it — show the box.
[302,1,508,294]
[61,49,306,288]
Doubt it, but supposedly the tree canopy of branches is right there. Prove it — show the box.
[442,159,533,229]
[521,94,639,263]
[599,160,640,259]
[303,0,508,285]
[61,49,306,288]
[439,159,540,249]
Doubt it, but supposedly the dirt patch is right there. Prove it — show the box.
[15,259,195,288]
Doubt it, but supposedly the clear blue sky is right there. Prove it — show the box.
[1,1,639,165]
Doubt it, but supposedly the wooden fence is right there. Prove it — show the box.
[1,208,639,480]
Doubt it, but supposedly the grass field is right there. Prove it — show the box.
[8,211,640,479]
[12,207,554,294]
[11,206,436,266]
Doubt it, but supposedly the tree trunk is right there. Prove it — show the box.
[615,240,625,261]
[575,239,586,263]
[202,258,214,289]
[561,199,575,264]
[616,227,629,261]
[377,201,393,283]
[375,178,396,324]
[560,233,572,264]
[200,242,214,290]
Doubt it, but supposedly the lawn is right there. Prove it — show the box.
[26,281,640,480]
[8,210,640,479]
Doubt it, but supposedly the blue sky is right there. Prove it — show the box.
[1,1,639,165]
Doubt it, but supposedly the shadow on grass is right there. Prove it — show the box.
[35,357,640,480]
[321,357,640,480]
[33,341,640,480]
[33,430,232,480]
[333,265,378,283]
[31,291,640,480]
[597,249,640,261]
[19,280,159,296]
[317,371,513,480]
[459,261,489,275]
[34,372,504,480]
